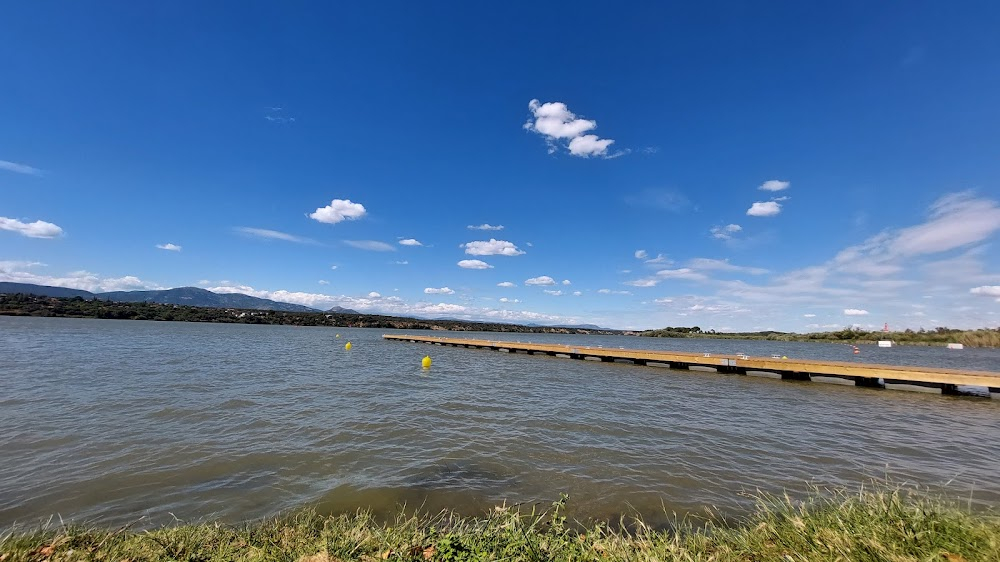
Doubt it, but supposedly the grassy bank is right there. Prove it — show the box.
[3,486,998,561]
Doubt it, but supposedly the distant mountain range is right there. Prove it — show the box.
[327,305,360,314]
[0,283,319,313]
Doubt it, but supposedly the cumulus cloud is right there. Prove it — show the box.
[598,289,631,295]
[497,281,516,287]
[543,290,563,296]
[970,286,1000,298]
[399,238,423,246]
[0,217,64,238]
[747,201,782,217]
[235,227,315,244]
[711,224,743,240]
[0,159,43,176]
[0,262,161,293]
[468,224,504,231]
[330,265,339,270]
[458,259,493,269]
[368,292,382,298]
[525,275,556,286]
[524,99,618,158]
[394,260,409,265]
[461,239,525,256]
[572,291,582,296]
[319,280,330,285]
[803,313,817,318]
[561,279,571,285]
[568,135,615,157]
[344,240,395,251]
[156,243,182,251]
[424,287,455,295]
[844,309,869,316]
[634,250,648,259]
[499,297,520,303]
[759,180,790,192]
[309,199,367,224]
[644,254,671,265]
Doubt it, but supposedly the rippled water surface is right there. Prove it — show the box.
[2,317,999,528]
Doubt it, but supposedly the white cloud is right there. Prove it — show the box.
[0,217,63,239]
[368,292,382,298]
[235,227,314,244]
[656,268,706,280]
[803,313,817,318]
[634,250,648,259]
[543,290,563,296]
[747,201,782,217]
[468,224,504,231]
[458,259,493,269]
[970,286,1000,297]
[330,265,339,270]
[394,260,409,265]
[209,283,336,309]
[624,278,660,288]
[309,199,367,224]
[644,254,671,265]
[344,240,396,251]
[156,243,182,252]
[0,260,45,271]
[461,239,525,256]
[525,275,556,286]
[625,268,706,288]
[497,281,516,287]
[499,297,520,303]
[561,279,571,285]
[0,160,43,176]
[844,309,869,316]
[399,238,423,246]
[424,287,455,295]
[0,263,162,293]
[572,291,582,296]
[319,280,330,285]
[889,192,1000,256]
[688,258,768,275]
[598,289,632,295]
[711,224,743,240]
[654,298,673,303]
[759,180,790,192]
[524,99,617,158]
[568,135,615,157]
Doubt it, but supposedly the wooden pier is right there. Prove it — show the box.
[383,334,1000,398]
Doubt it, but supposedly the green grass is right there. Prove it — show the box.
[3,485,998,561]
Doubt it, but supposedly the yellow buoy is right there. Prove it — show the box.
[421,355,432,369]
[345,342,352,350]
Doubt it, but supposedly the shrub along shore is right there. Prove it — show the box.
[2,486,998,561]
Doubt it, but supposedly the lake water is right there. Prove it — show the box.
[2,316,999,528]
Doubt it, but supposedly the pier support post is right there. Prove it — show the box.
[855,377,885,389]
[633,359,647,366]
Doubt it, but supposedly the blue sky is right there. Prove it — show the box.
[3,1,1000,331]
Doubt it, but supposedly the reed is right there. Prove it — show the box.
[3,484,998,561]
